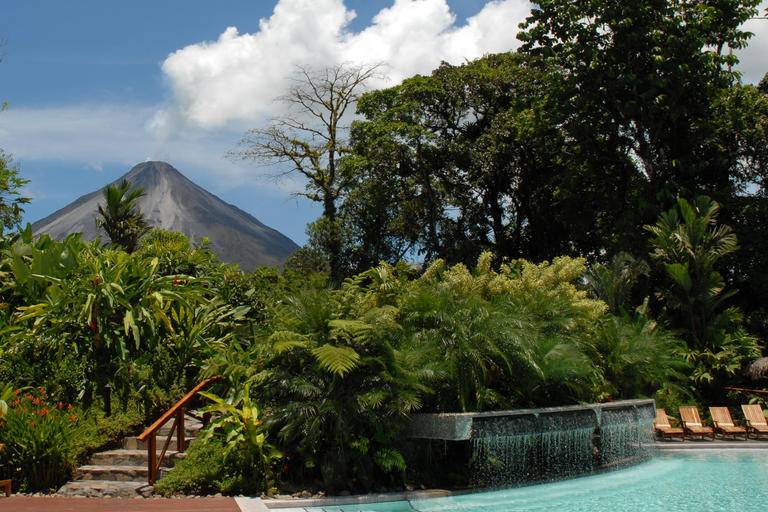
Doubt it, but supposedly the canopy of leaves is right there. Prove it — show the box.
[96,179,149,253]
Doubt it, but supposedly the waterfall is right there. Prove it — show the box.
[407,399,657,490]
[470,410,596,487]
[467,402,656,488]
[599,406,654,467]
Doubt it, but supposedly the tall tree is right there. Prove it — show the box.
[518,0,766,253]
[346,53,571,267]
[645,196,761,395]
[232,64,381,283]
[646,197,739,348]
[0,151,29,233]
[96,179,148,253]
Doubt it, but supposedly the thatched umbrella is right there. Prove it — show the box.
[747,357,768,381]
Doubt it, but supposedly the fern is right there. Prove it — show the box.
[311,344,361,376]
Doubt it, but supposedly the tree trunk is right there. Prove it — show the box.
[323,193,342,284]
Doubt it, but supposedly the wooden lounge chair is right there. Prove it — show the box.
[654,409,684,440]
[679,406,715,440]
[709,407,747,440]
[741,404,768,440]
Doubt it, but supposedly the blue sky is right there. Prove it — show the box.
[2,0,767,244]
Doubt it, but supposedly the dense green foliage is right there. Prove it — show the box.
[0,151,30,233]
[0,388,79,492]
[154,438,253,497]
[0,385,141,492]
[2,0,767,496]
[96,179,149,253]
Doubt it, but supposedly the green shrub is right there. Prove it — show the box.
[72,404,144,462]
[154,438,266,496]
[0,387,79,492]
[199,385,280,492]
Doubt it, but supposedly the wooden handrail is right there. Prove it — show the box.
[138,376,220,484]
[138,377,219,441]
[725,386,768,398]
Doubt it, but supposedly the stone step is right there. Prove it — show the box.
[76,464,151,482]
[91,449,183,467]
[158,418,204,437]
[57,480,153,498]
[123,434,195,450]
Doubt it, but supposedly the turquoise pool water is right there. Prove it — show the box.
[290,451,768,512]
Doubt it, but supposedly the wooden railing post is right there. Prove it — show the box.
[136,377,220,485]
[148,432,157,484]
[177,407,185,453]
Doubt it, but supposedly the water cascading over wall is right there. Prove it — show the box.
[598,404,655,468]
[408,399,655,488]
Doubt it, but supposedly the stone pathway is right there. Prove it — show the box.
[57,413,203,498]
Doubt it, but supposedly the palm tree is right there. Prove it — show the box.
[96,179,148,253]
[585,252,650,314]
[645,196,739,349]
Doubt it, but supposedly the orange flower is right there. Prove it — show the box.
[13,389,20,396]
[68,415,77,422]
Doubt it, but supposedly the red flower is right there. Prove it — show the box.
[67,404,73,412]
[13,389,20,396]
[57,402,64,410]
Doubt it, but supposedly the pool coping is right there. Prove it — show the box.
[237,490,457,511]
[241,445,768,510]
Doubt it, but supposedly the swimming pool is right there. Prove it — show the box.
[283,451,768,512]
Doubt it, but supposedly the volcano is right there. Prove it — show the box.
[32,161,298,269]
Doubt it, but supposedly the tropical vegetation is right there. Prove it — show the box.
[1,0,767,497]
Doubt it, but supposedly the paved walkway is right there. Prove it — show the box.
[655,440,768,449]
[1,496,241,512]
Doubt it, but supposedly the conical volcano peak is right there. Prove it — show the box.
[32,162,298,269]
[123,161,185,182]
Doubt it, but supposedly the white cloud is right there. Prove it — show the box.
[736,0,768,84]
[0,104,303,191]
[156,0,532,130]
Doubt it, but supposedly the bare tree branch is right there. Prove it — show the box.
[229,62,385,281]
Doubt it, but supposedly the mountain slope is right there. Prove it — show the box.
[32,161,298,269]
